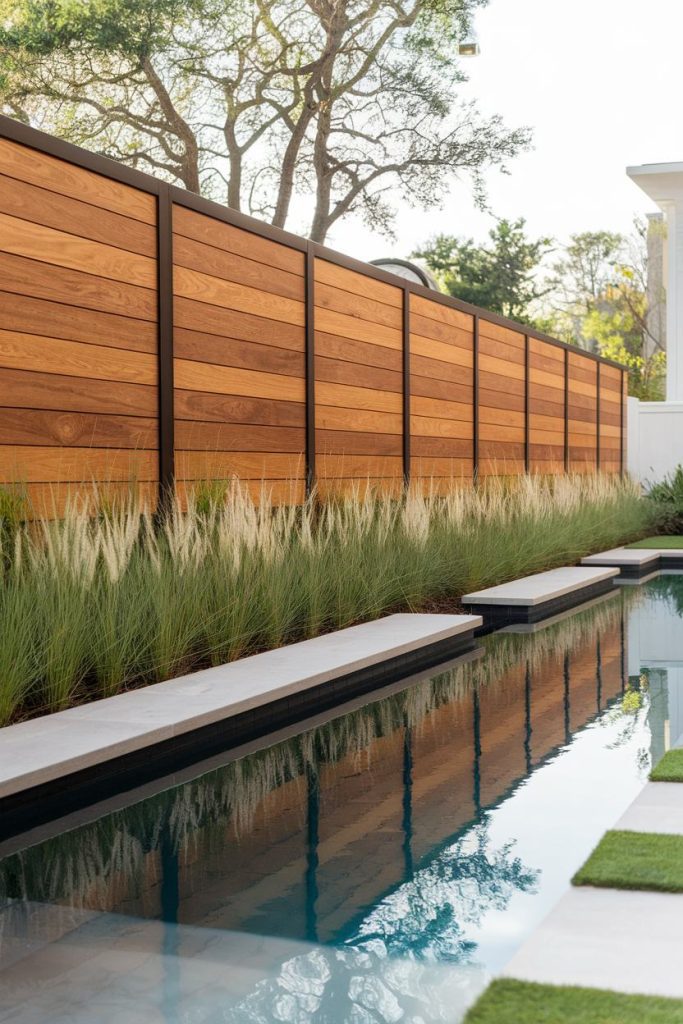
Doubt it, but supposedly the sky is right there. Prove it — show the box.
[325,0,683,263]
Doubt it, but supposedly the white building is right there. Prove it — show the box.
[627,163,683,482]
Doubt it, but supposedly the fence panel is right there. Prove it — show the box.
[0,115,629,515]
[0,135,160,516]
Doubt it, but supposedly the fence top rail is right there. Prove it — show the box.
[0,113,626,374]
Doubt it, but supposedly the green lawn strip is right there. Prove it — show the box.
[627,536,683,548]
[463,978,683,1023]
[651,748,683,781]
[572,829,683,892]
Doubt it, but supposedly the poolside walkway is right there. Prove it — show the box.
[503,746,683,998]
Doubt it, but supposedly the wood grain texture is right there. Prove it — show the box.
[0,173,156,257]
[174,296,304,352]
[173,205,304,275]
[410,295,472,331]
[173,234,303,302]
[411,415,472,439]
[0,445,157,482]
[174,359,305,402]
[315,308,401,349]
[315,381,402,414]
[0,367,157,417]
[411,333,473,369]
[316,454,403,478]
[0,212,156,287]
[315,281,402,329]
[175,451,304,480]
[409,311,473,349]
[0,408,157,449]
[175,329,304,377]
[175,390,304,428]
[0,292,157,354]
[316,406,400,434]
[315,259,402,306]
[0,252,157,321]
[412,436,472,458]
[175,265,305,326]
[316,355,401,392]
[411,395,472,422]
[315,332,402,371]
[0,138,156,223]
[175,421,303,453]
[0,329,157,385]
[411,457,472,476]
[317,430,401,456]
[411,373,473,405]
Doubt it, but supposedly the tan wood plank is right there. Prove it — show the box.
[479,369,525,396]
[175,329,304,377]
[479,320,525,348]
[410,295,472,331]
[410,352,473,388]
[0,138,156,223]
[0,212,156,288]
[172,205,304,276]
[315,331,401,371]
[316,355,401,393]
[315,281,402,330]
[0,408,157,449]
[0,173,157,257]
[412,436,472,458]
[411,395,472,422]
[0,252,157,321]
[411,457,472,476]
[174,389,304,428]
[174,266,305,327]
[530,428,565,445]
[411,374,473,405]
[408,311,473,350]
[173,234,303,302]
[529,366,565,391]
[315,307,401,350]
[176,450,304,480]
[175,421,304,452]
[316,454,403,478]
[0,366,157,417]
[0,292,157,354]
[530,413,565,431]
[480,422,525,442]
[315,259,402,307]
[411,415,472,439]
[411,333,473,368]
[174,296,303,352]
[530,337,564,362]
[479,407,525,428]
[316,478,404,499]
[479,335,525,365]
[316,406,401,435]
[174,359,305,402]
[316,429,401,456]
[479,352,525,381]
[0,329,157,385]
[0,445,157,482]
[315,381,402,414]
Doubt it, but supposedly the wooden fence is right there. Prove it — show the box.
[0,114,628,514]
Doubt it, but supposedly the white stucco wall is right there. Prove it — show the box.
[627,397,683,484]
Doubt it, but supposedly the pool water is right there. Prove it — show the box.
[1,576,683,1023]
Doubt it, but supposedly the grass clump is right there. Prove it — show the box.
[0,472,656,726]
[650,748,683,782]
[464,978,683,1023]
[628,536,683,549]
[572,829,683,893]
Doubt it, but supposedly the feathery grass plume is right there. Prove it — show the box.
[0,473,655,724]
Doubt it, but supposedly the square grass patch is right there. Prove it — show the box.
[627,536,683,549]
[651,748,683,782]
[463,978,683,1023]
[572,829,683,892]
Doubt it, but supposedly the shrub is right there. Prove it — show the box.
[647,465,683,534]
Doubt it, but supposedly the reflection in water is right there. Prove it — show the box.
[1,580,681,1022]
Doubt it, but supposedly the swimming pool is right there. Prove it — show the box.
[1,576,681,1022]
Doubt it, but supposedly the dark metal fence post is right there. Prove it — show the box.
[596,361,601,471]
[403,287,411,487]
[473,315,479,481]
[157,184,175,508]
[564,348,570,473]
[305,246,316,496]
[524,334,530,474]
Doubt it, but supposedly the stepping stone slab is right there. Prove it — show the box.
[581,547,661,577]
[0,613,480,804]
[462,566,619,627]
[504,887,683,999]
[615,783,683,836]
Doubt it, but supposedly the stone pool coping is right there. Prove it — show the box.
[582,546,683,577]
[461,566,620,627]
[0,613,480,836]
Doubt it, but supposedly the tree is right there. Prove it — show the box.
[0,0,530,242]
[413,217,552,325]
[547,222,666,399]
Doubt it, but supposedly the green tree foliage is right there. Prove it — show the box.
[548,224,666,400]
[413,217,552,325]
[0,0,530,242]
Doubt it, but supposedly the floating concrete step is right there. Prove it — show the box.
[0,613,480,837]
[461,566,619,628]
[581,546,661,578]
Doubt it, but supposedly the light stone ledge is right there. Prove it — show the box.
[581,546,661,568]
[461,566,619,607]
[614,782,683,836]
[0,613,480,800]
[504,887,683,999]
